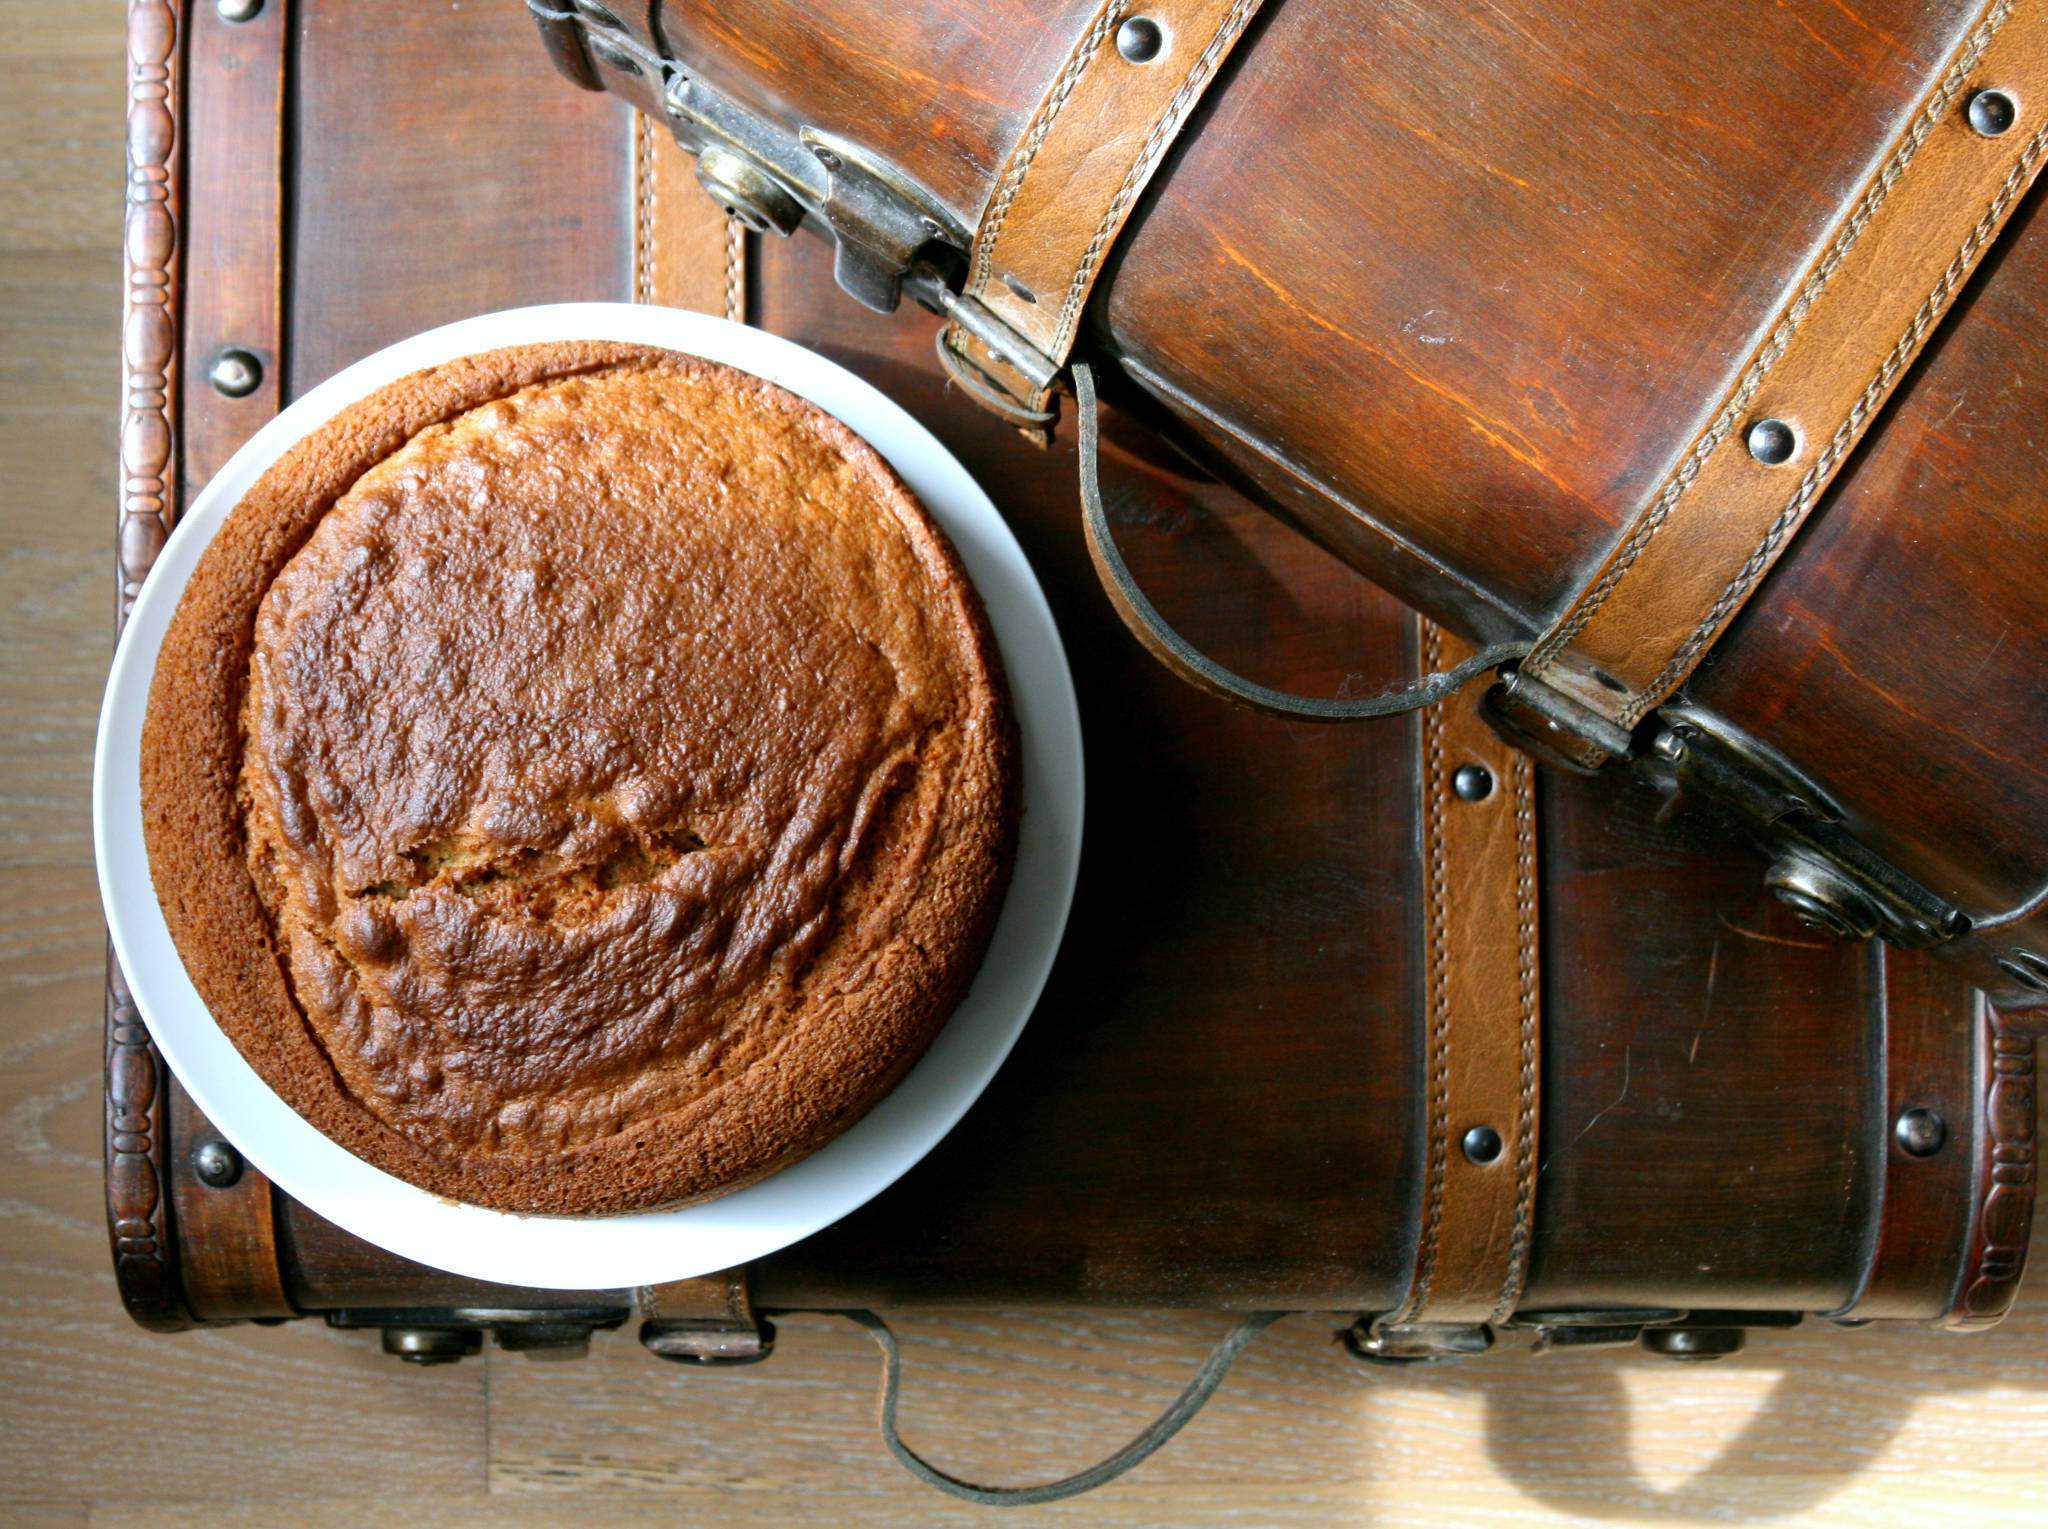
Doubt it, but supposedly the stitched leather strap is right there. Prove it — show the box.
[1387,629,1542,1328]
[1076,362,1529,719]
[632,111,747,320]
[1519,0,2048,761]
[940,0,1269,420]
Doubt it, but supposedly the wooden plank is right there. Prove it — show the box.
[485,1292,2048,1493]
[73,1473,2048,1529]
[0,55,126,254]
[0,1509,90,1529]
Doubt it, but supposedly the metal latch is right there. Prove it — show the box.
[1641,704,1967,949]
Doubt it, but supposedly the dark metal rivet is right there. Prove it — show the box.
[1764,853,1880,940]
[1452,763,1495,802]
[382,1328,482,1366]
[1116,17,1165,63]
[1462,1125,1503,1164]
[1996,949,2048,993]
[192,1138,244,1189]
[216,0,263,20]
[1642,1326,1744,1361]
[1896,1107,1947,1158]
[695,148,804,238]
[208,348,263,398]
[1745,417,1798,466]
[1967,88,2018,137]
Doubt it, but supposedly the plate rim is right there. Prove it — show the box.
[92,302,1083,1289]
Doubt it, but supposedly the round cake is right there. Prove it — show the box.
[140,341,1019,1216]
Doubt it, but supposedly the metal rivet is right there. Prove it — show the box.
[695,148,804,238]
[1996,949,2048,993]
[1452,763,1495,802]
[1642,1325,1744,1361]
[1746,417,1798,466]
[1967,88,2018,137]
[208,348,263,398]
[1764,852,1882,940]
[192,1138,244,1189]
[1116,16,1165,63]
[1462,1125,1503,1164]
[381,1328,482,1366]
[216,0,262,20]
[1895,1107,1947,1158]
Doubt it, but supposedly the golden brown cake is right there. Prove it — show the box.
[141,342,1018,1215]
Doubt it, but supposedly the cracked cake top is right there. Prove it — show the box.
[140,342,1018,1215]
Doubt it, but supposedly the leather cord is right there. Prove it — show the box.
[841,1308,1285,1506]
[1075,361,1530,721]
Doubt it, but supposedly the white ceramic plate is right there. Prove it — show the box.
[94,303,1083,1289]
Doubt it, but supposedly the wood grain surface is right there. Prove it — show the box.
[3,3,2047,1526]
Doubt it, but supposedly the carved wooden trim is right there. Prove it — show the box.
[120,0,182,615]
[106,951,193,1331]
[107,0,192,1334]
[1944,1010,2036,1330]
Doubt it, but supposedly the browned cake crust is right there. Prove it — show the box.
[141,342,1018,1215]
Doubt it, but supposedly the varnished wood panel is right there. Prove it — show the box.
[1107,0,1983,627]
[286,0,635,394]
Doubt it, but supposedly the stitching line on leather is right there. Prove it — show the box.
[632,112,655,305]
[1051,0,1265,356]
[1623,108,2048,727]
[1525,0,2013,679]
[970,0,1129,295]
[1490,751,1540,1324]
[1397,622,1452,1324]
[723,213,746,324]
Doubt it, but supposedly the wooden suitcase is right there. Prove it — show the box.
[532,0,2048,1011]
[108,0,2035,1371]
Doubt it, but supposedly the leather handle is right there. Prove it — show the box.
[845,1308,1284,1506]
[1074,361,1529,722]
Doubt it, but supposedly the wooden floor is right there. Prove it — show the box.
[5,5,2048,1525]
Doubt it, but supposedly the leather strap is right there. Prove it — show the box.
[1387,628,1542,1328]
[1075,362,1529,720]
[940,0,1269,420]
[637,1270,755,1324]
[181,0,289,495]
[632,110,747,321]
[168,1076,294,1321]
[1833,953,1986,1323]
[1520,0,2048,761]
